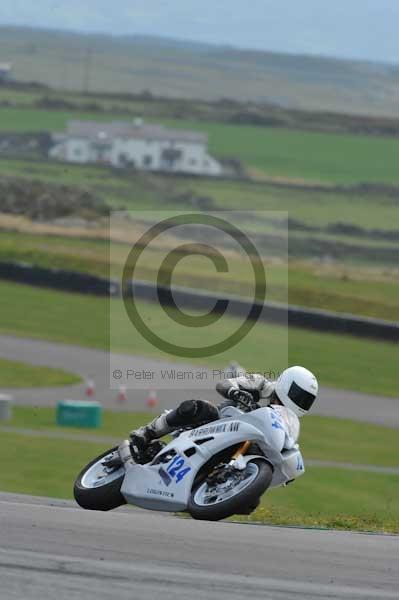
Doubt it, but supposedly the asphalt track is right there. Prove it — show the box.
[1,334,398,427]
[1,492,398,600]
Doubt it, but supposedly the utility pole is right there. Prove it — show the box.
[83,42,92,94]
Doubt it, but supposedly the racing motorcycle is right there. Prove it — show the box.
[74,397,305,521]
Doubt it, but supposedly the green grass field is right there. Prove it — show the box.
[165,118,399,185]
[251,468,399,532]
[0,358,81,387]
[2,107,399,184]
[0,280,398,397]
[6,406,152,439]
[191,177,399,231]
[0,431,106,499]
[3,157,399,231]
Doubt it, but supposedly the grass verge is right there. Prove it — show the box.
[6,407,152,438]
[242,468,399,533]
[0,358,81,388]
[0,281,398,397]
[0,431,105,499]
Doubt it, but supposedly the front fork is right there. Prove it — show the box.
[229,440,251,470]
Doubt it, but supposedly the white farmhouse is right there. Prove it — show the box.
[50,119,222,176]
[0,63,12,83]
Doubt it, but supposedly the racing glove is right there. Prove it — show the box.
[221,388,260,411]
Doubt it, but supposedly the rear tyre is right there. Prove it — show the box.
[188,458,272,521]
[73,447,126,511]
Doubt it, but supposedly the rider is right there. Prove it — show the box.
[130,366,318,452]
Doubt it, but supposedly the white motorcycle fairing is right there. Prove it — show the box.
[120,406,305,512]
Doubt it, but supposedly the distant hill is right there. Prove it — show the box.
[2,26,399,117]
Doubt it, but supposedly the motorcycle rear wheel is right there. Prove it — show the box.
[188,458,272,521]
[74,447,126,511]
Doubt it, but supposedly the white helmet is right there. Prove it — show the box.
[275,366,318,417]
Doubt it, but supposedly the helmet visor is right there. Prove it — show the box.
[288,381,316,411]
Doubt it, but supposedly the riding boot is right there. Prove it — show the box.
[130,412,172,451]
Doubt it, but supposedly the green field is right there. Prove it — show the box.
[0,358,81,388]
[252,468,399,532]
[194,178,399,232]
[300,416,399,467]
[166,118,399,185]
[3,157,399,230]
[0,431,106,499]
[2,107,399,184]
[7,406,153,439]
[0,107,126,133]
[0,280,398,397]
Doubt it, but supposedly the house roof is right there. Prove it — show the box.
[65,120,208,144]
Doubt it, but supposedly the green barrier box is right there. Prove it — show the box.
[56,400,102,428]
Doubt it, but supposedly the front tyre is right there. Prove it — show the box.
[188,458,272,521]
[74,447,126,511]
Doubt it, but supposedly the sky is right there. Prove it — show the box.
[1,0,399,64]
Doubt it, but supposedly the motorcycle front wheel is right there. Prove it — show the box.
[74,447,126,511]
[188,458,272,521]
